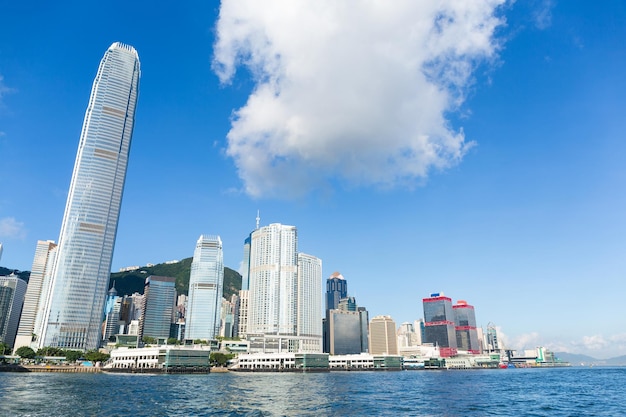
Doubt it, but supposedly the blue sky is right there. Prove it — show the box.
[1,1,625,358]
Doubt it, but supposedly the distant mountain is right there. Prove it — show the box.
[0,266,30,283]
[109,258,242,300]
[555,352,626,366]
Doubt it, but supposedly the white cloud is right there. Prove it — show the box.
[532,0,553,30]
[213,0,507,198]
[0,217,26,239]
[0,74,13,108]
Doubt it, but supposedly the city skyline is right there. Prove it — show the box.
[1,1,625,358]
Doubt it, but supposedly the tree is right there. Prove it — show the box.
[166,337,180,345]
[65,350,83,362]
[84,350,109,363]
[142,336,156,345]
[0,342,11,355]
[15,346,36,359]
[210,352,231,367]
[37,346,64,357]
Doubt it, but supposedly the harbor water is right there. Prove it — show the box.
[1,367,624,416]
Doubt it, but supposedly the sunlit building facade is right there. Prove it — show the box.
[185,235,224,341]
[39,43,140,350]
[14,240,57,351]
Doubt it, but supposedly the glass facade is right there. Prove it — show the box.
[423,295,457,349]
[0,276,27,348]
[185,235,224,341]
[329,310,361,355]
[326,274,347,311]
[40,43,140,350]
[140,276,176,340]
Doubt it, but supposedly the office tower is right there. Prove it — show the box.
[328,309,362,355]
[338,296,357,312]
[0,243,3,262]
[103,296,122,343]
[324,272,348,353]
[248,224,298,336]
[485,322,501,353]
[369,315,398,355]
[0,275,27,348]
[358,307,369,353]
[140,276,176,340]
[453,300,480,353]
[39,42,140,350]
[185,235,224,341]
[241,236,251,291]
[237,289,249,338]
[423,292,457,357]
[326,272,347,311]
[14,240,57,350]
[296,253,323,352]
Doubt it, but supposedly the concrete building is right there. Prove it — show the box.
[247,223,322,353]
[0,275,27,348]
[106,345,211,371]
[369,315,398,355]
[14,240,57,351]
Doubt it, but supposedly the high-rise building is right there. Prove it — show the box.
[0,243,3,262]
[453,300,480,354]
[185,235,224,341]
[247,223,322,353]
[248,224,298,336]
[324,272,348,353]
[327,309,362,355]
[0,275,27,348]
[39,42,140,350]
[140,276,176,340]
[236,289,249,338]
[326,272,347,311]
[423,292,457,357]
[296,253,323,352]
[14,240,57,351]
[369,315,398,355]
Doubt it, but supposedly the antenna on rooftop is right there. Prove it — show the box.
[256,210,260,230]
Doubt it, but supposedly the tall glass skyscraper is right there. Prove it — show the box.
[185,235,224,341]
[39,43,140,350]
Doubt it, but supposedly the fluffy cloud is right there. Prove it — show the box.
[0,74,12,107]
[213,0,507,197]
[0,217,26,239]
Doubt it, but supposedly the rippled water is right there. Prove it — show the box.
[1,367,624,416]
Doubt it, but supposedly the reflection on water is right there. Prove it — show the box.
[1,368,625,416]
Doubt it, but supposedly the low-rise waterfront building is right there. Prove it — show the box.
[232,352,329,372]
[106,345,211,371]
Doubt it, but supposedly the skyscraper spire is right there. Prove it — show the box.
[255,210,260,230]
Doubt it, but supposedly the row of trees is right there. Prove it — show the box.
[11,346,109,363]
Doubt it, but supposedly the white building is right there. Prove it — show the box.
[185,235,224,341]
[14,240,57,351]
[106,345,212,370]
[369,315,398,355]
[247,223,322,353]
[296,253,322,352]
[39,43,140,350]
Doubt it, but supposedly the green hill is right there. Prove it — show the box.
[0,266,30,283]
[108,258,242,300]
